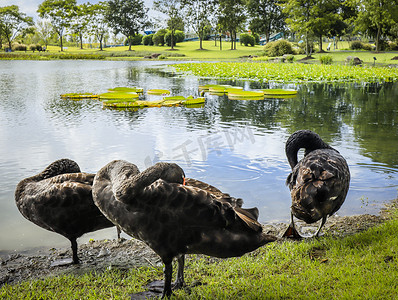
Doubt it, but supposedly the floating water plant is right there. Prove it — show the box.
[227,90,265,101]
[261,89,298,95]
[103,96,205,109]
[108,87,144,93]
[99,92,139,100]
[147,89,171,95]
[173,62,398,83]
[60,93,99,99]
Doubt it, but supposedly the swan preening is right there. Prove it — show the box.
[283,130,350,238]
[92,160,276,298]
[15,159,117,264]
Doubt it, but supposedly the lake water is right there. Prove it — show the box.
[1,60,397,252]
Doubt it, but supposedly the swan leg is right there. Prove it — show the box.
[70,238,79,264]
[162,261,173,299]
[315,216,327,237]
[282,213,302,239]
[116,226,121,239]
[173,255,185,289]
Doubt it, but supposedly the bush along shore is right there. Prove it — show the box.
[1,199,397,299]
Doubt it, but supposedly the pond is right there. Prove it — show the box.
[0,60,397,253]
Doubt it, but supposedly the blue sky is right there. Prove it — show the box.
[2,0,156,20]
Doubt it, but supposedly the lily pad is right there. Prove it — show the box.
[108,87,144,93]
[147,89,171,95]
[184,97,205,105]
[261,89,298,95]
[61,93,99,99]
[99,92,139,100]
[227,90,265,100]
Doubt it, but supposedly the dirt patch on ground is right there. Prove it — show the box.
[1,200,396,287]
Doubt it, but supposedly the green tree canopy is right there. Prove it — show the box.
[218,0,246,50]
[106,0,149,51]
[347,0,398,52]
[37,0,77,51]
[182,0,217,50]
[247,0,285,44]
[154,0,182,50]
[0,5,34,50]
[87,2,109,51]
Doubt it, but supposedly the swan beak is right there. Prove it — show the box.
[182,177,186,186]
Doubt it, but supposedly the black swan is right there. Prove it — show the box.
[92,160,276,298]
[15,159,118,264]
[283,130,350,238]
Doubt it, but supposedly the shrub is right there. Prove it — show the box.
[286,55,295,63]
[164,30,184,47]
[29,44,37,51]
[320,55,333,65]
[252,32,260,45]
[350,41,363,50]
[240,33,255,46]
[153,29,167,46]
[143,34,154,46]
[12,43,27,51]
[125,34,143,46]
[362,43,373,51]
[264,39,294,57]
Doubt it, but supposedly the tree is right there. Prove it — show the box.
[37,0,77,51]
[281,0,318,56]
[154,0,182,50]
[71,3,91,49]
[347,0,398,52]
[106,0,149,51]
[87,2,109,51]
[311,0,341,52]
[182,0,217,50]
[36,19,53,49]
[0,5,34,50]
[218,0,246,50]
[247,0,285,44]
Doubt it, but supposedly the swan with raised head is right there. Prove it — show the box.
[283,130,350,238]
[15,159,118,264]
[92,160,276,298]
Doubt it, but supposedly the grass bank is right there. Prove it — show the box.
[1,41,398,64]
[1,205,397,299]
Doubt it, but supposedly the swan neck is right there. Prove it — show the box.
[285,130,331,169]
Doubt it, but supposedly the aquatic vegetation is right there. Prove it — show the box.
[147,89,171,95]
[60,93,99,99]
[107,87,144,93]
[102,96,205,108]
[227,90,265,100]
[99,92,140,100]
[173,62,398,83]
[261,89,298,95]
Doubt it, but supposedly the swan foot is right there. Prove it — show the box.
[282,223,303,240]
[50,258,74,267]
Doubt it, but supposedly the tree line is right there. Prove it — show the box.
[1,0,397,53]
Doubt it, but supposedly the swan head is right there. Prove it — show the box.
[285,130,332,169]
[156,162,185,184]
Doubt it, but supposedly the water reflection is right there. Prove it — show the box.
[0,60,397,252]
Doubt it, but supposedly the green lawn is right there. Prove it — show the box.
[2,207,397,299]
[3,40,397,64]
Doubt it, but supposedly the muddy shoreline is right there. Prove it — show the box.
[1,200,396,287]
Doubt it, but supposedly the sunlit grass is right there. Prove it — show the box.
[2,208,398,299]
